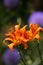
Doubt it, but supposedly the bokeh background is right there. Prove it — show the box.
[0,0,43,65]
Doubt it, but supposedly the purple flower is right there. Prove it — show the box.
[4,0,19,9]
[28,12,43,27]
[2,48,20,65]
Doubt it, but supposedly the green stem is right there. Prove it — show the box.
[18,47,27,65]
[37,44,42,65]
[19,50,27,65]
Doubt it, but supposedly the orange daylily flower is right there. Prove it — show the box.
[28,23,43,42]
[3,24,28,50]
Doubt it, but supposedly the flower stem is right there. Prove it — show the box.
[18,47,27,65]
[37,44,42,65]
[19,50,27,65]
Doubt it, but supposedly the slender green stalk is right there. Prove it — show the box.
[18,47,27,65]
[19,50,27,65]
[37,44,42,65]
[33,41,42,65]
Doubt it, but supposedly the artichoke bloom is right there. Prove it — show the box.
[2,48,20,65]
[3,23,43,50]
[28,12,43,27]
[4,0,19,9]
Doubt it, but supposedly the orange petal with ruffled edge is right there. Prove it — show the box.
[5,32,15,39]
[20,25,28,40]
[15,24,20,31]
[34,27,43,36]
[3,38,13,45]
[29,23,38,29]
[8,43,15,50]
[20,25,28,31]
[20,36,29,42]
[29,23,39,33]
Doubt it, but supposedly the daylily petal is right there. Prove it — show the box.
[15,24,20,31]
[34,34,40,43]
[34,27,43,36]
[29,23,39,33]
[8,43,15,50]
[5,32,15,39]
[20,37,29,42]
[3,38,13,45]
[20,25,28,31]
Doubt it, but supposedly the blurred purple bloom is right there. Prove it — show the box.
[4,0,19,8]
[28,12,43,27]
[2,48,20,65]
